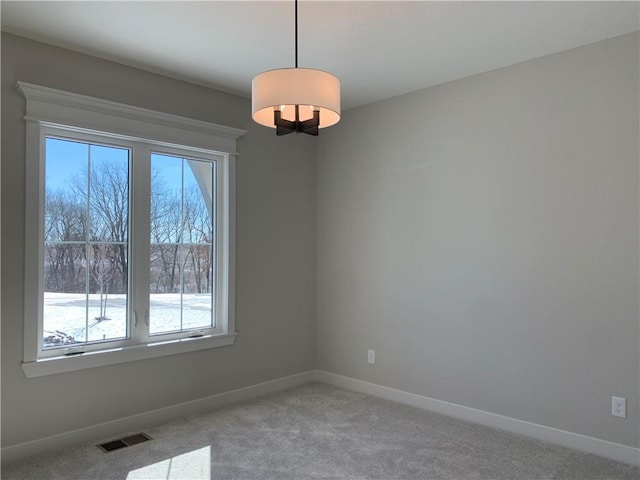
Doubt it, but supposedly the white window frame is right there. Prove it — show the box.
[18,82,245,378]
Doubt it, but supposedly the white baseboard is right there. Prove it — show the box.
[1,370,316,463]
[316,370,640,467]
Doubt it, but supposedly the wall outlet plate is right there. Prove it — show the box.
[612,396,626,418]
[368,349,375,364]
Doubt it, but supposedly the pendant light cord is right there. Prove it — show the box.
[295,0,298,68]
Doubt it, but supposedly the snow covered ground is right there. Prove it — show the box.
[43,292,214,347]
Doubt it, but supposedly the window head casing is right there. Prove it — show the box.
[19,82,245,377]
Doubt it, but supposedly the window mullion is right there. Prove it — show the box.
[180,159,185,332]
[131,142,151,342]
[85,145,92,344]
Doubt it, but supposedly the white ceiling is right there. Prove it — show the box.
[1,1,638,111]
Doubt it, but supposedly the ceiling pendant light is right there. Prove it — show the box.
[252,0,340,136]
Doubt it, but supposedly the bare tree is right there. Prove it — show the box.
[150,170,181,293]
[45,158,214,301]
[86,160,129,292]
[183,185,213,293]
[44,188,87,292]
[89,244,118,320]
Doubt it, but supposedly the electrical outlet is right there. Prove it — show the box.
[612,396,626,418]
[368,349,375,364]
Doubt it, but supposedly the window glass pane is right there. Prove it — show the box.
[149,244,182,334]
[43,137,129,349]
[45,138,88,243]
[150,153,215,335]
[151,154,181,244]
[43,244,88,346]
[183,159,213,243]
[87,244,128,342]
[89,145,129,243]
[182,244,214,331]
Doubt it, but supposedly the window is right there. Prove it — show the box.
[19,82,245,377]
[149,153,217,336]
[43,136,130,348]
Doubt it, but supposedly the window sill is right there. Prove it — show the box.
[22,332,237,378]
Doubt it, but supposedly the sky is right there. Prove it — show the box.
[45,136,187,193]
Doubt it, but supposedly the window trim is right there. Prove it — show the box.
[18,81,245,378]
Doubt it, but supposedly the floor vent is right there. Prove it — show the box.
[97,433,152,453]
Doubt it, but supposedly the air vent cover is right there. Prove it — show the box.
[97,433,152,453]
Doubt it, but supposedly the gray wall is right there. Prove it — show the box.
[1,33,317,447]
[3,29,639,452]
[316,33,640,448]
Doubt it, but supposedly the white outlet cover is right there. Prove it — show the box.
[612,396,626,418]
[368,349,375,364]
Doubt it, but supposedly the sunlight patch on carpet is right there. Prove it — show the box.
[126,446,211,479]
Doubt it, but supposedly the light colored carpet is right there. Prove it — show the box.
[2,382,638,479]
